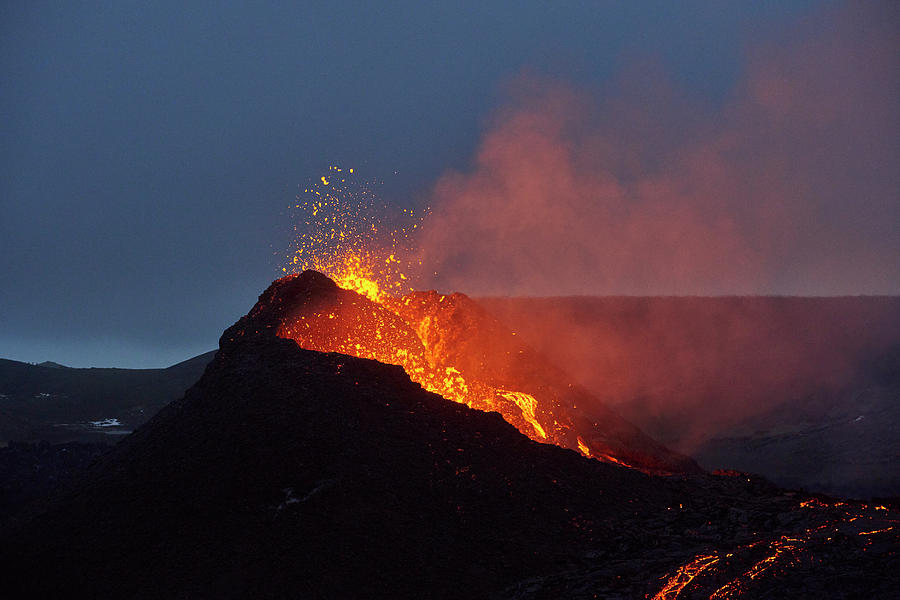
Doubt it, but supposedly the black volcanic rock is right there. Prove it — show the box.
[2,277,897,599]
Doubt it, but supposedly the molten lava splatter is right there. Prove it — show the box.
[285,165,420,303]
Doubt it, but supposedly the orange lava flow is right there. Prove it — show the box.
[858,526,894,536]
[274,285,546,440]
[708,535,804,599]
[649,498,900,599]
[497,389,547,439]
[576,436,592,458]
[650,554,719,600]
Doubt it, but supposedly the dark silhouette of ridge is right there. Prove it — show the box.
[0,351,215,444]
[1,322,676,597]
[36,360,68,369]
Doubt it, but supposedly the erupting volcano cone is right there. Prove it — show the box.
[224,270,699,474]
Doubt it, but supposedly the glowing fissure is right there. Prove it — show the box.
[650,499,899,599]
[650,554,719,600]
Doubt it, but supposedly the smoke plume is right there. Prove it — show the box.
[407,2,900,452]
[412,2,900,296]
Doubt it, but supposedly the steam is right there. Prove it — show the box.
[412,2,900,296]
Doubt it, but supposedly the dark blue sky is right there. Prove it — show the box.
[5,0,895,368]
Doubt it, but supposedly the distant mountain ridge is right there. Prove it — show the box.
[0,351,215,444]
[36,361,68,369]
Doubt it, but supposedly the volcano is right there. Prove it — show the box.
[240,270,697,474]
[2,273,897,598]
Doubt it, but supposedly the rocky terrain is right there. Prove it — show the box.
[0,440,109,520]
[1,274,897,598]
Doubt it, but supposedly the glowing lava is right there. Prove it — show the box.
[651,554,719,600]
[285,165,418,303]
[273,273,544,444]
[649,498,900,599]
[498,389,547,439]
[282,170,545,443]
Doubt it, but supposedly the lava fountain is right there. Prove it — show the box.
[275,168,697,474]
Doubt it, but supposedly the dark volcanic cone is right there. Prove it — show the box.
[231,271,698,474]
